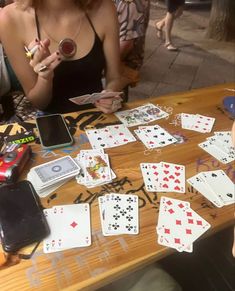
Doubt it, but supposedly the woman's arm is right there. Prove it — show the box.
[0,6,61,110]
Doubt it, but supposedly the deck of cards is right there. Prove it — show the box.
[75,149,116,188]
[180,113,215,133]
[43,203,91,253]
[187,170,235,208]
[140,162,185,193]
[98,193,139,236]
[27,156,81,197]
[85,124,136,149]
[157,196,211,253]
[115,103,169,127]
[134,125,177,149]
[198,131,235,164]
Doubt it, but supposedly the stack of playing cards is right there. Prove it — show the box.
[85,124,136,149]
[134,125,177,149]
[75,149,116,188]
[198,131,235,164]
[140,162,185,193]
[115,103,169,127]
[180,113,215,133]
[157,196,211,252]
[27,156,81,197]
[98,193,139,236]
[43,203,91,253]
[187,170,235,207]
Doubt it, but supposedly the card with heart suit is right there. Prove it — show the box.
[158,162,185,193]
[43,203,91,253]
[98,193,139,236]
[187,170,234,207]
[156,196,211,252]
[140,162,185,193]
[180,113,215,133]
[85,125,136,149]
[115,103,169,127]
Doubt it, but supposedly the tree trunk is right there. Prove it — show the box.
[206,0,235,41]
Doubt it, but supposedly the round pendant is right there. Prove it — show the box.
[59,38,77,58]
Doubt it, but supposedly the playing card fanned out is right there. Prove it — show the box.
[27,156,81,198]
[198,131,235,164]
[85,124,136,149]
[180,113,215,133]
[134,125,177,149]
[75,149,116,188]
[43,203,91,253]
[156,196,211,252]
[114,103,169,127]
[98,193,139,236]
[140,162,185,193]
[69,91,122,105]
[187,170,235,207]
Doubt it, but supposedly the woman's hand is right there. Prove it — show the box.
[26,38,62,80]
[94,91,123,114]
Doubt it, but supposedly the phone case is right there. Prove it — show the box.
[36,114,74,150]
[0,181,50,253]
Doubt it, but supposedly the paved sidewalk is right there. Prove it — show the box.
[129,2,235,102]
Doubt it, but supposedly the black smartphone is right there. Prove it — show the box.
[36,114,74,149]
[0,180,50,253]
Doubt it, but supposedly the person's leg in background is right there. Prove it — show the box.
[155,0,185,50]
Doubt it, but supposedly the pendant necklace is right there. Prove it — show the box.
[41,14,84,59]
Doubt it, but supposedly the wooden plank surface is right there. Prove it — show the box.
[0,83,234,291]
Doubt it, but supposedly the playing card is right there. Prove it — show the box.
[158,162,185,193]
[181,113,197,130]
[187,173,224,207]
[107,125,136,144]
[135,125,177,149]
[69,92,122,105]
[115,103,168,127]
[31,156,80,187]
[191,114,215,133]
[43,204,91,253]
[84,153,112,185]
[140,163,160,192]
[200,170,235,206]
[198,140,235,164]
[157,197,210,252]
[69,94,92,105]
[103,193,139,235]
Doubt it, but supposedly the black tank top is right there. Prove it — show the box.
[35,11,105,114]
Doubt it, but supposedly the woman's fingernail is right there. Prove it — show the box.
[35,38,39,43]
[56,51,60,55]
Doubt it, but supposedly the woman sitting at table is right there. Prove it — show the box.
[0,0,123,114]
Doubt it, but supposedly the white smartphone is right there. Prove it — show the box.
[36,114,74,149]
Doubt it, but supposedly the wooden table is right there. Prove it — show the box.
[0,83,234,291]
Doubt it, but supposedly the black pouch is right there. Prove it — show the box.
[0,180,50,254]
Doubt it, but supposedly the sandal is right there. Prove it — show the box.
[165,42,178,51]
[155,23,163,39]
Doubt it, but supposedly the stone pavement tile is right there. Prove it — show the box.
[193,57,235,88]
[151,82,189,97]
[163,64,197,87]
[128,86,151,102]
[174,51,203,67]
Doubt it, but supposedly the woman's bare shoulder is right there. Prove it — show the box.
[0,3,33,31]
